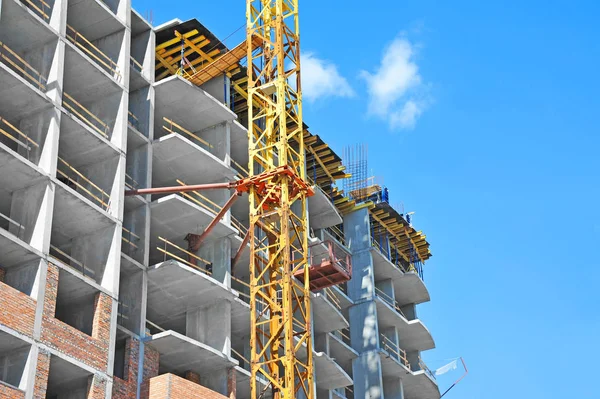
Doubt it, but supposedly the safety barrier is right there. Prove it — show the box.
[57,156,111,210]
[380,333,409,368]
[0,40,47,90]
[0,116,39,161]
[63,92,110,138]
[162,117,214,154]
[374,286,409,320]
[49,244,96,278]
[66,25,121,80]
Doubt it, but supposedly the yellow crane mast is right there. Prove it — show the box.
[246,1,314,398]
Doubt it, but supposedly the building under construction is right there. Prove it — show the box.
[0,0,438,398]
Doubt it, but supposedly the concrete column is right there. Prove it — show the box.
[406,350,420,372]
[383,377,404,399]
[185,300,231,356]
[344,208,375,302]
[348,301,379,353]
[352,352,384,399]
[198,237,231,287]
[49,0,68,35]
[399,303,416,321]
[197,122,230,163]
[70,223,121,293]
[40,39,65,104]
[36,107,61,177]
[21,345,39,399]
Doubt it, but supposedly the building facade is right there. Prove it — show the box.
[0,0,439,398]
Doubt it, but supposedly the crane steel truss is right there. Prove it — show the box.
[246,1,314,398]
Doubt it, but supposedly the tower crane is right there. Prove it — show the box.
[128,1,351,397]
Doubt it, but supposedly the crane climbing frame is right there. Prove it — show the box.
[146,1,357,397]
[245,1,314,398]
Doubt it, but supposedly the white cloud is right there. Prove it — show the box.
[301,53,354,102]
[361,37,430,129]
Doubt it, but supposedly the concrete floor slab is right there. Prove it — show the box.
[328,332,358,365]
[330,285,353,310]
[308,186,343,230]
[379,349,412,378]
[0,228,42,268]
[154,76,237,133]
[0,145,48,192]
[313,351,353,390]
[312,291,349,334]
[152,133,236,186]
[67,0,124,41]
[0,0,58,52]
[59,110,119,166]
[394,272,430,306]
[51,181,117,246]
[375,296,435,352]
[0,64,52,119]
[146,259,242,326]
[146,330,238,375]
[371,247,430,306]
[149,194,236,260]
[403,370,440,399]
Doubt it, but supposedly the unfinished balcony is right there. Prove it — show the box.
[371,238,430,307]
[0,114,55,263]
[46,354,98,398]
[144,329,238,389]
[0,1,59,106]
[308,185,343,230]
[374,288,434,353]
[145,252,249,339]
[66,0,127,81]
[312,286,349,334]
[11,0,60,28]
[152,75,238,183]
[402,357,439,399]
[148,185,238,269]
[152,116,235,187]
[49,153,120,286]
[63,41,126,149]
[0,330,32,394]
[130,10,153,88]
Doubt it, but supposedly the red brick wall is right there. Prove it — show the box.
[40,264,112,372]
[87,375,107,399]
[0,281,36,337]
[148,374,229,399]
[113,338,160,399]
[0,382,25,399]
[33,349,51,399]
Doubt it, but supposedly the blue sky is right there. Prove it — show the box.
[135,1,600,397]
